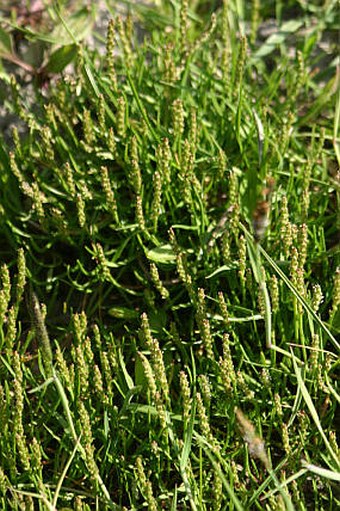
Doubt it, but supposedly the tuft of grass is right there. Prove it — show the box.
[0,1,339,510]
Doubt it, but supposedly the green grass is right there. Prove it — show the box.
[0,0,339,510]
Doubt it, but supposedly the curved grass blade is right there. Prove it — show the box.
[259,246,340,351]
[291,352,340,470]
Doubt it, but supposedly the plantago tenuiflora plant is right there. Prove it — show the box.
[0,1,338,508]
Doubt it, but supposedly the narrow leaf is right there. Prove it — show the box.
[292,353,340,470]
[44,44,77,73]
[253,20,304,59]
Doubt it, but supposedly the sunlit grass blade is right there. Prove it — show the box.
[259,245,340,351]
[194,432,244,511]
[291,352,340,470]
[301,461,340,482]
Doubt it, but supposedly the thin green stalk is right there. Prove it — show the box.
[126,72,158,141]
[291,353,340,471]
[194,433,244,511]
[259,246,340,351]
[243,228,272,349]
[53,371,118,509]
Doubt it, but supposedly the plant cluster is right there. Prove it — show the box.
[0,1,339,510]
